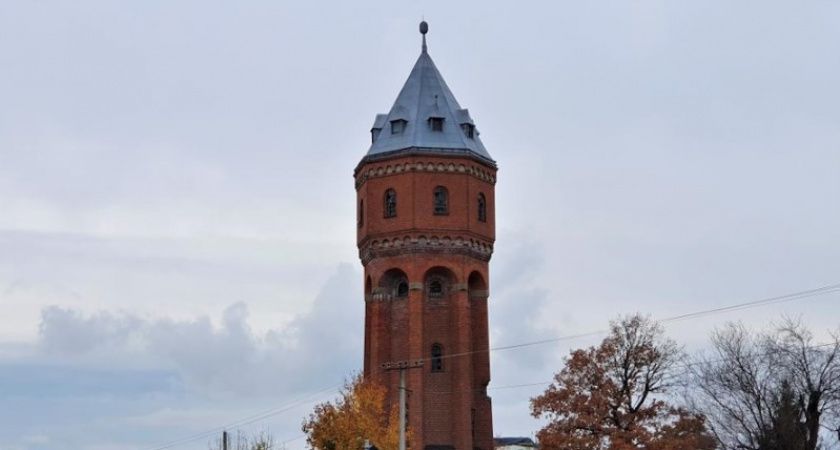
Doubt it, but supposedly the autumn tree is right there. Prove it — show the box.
[531,315,715,450]
[302,374,402,450]
[685,319,840,450]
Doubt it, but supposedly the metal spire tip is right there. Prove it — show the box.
[420,20,428,53]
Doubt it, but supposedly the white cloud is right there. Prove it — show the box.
[1,1,839,449]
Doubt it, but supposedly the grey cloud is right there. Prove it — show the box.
[35,264,361,398]
[0,264,362,449]
[2,1,839,448]
[39,306,143,355]
[491,231,565,375]
[0,364,174,399]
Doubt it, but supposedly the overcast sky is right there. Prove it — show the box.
[1,1,839,450]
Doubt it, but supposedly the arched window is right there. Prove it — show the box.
[428,280,443,298]
[433,186,448,215]
[477,193,486,222]
[397,281,408,297]
[358,199,364,228]
[431,344,443,372]
[381,268,408,301]
[384,189,397,218]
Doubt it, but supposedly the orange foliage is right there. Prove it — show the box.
[302,374,403,450]
[531,315,715,450]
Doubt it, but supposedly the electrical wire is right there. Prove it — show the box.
[437,282,840,362]
[139,282,840,449]
[423,341,840,396]
[140,384,340,450]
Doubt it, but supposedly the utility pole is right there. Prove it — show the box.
[380,359,424,450]
[222,430,228,450]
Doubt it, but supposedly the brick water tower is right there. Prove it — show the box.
[355,21,496,450]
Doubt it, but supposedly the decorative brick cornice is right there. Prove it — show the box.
[355,159,497,190]
[365,283,490,303]
[359,233,494,265]
[354,147,497,175]
[369,292,408,302]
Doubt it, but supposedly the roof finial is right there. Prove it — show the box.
[420,20,428,53]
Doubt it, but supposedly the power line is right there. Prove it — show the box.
[139,282,840,450]
[659,283,840,323]
[424,342,840,396]
[439,282,840,362]
[140,384,340,450]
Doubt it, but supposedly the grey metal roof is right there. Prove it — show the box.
[494,437,537,448]
[364,42,494,165]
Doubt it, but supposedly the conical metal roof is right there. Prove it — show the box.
[362,26,494,166]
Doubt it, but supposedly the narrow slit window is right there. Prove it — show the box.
[431,344,443,372]
[433,187,448,215]
[429,280,443,298]
[478,193,486,222]
[384,189,397,218]
[358,199,364,228]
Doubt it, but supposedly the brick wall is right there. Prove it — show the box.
[358,153,496,450]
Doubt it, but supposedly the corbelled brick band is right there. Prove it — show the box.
[358,153,496,450]
[357,23,496,450]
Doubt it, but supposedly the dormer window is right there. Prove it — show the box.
[391,119,407,134]
[461,123,475,139]
[371,114,387,143]
[429,117,444,132]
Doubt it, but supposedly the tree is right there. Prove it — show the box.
[756,379,808,450]
[531,315,715,450]
[209,429,275,450]
[685,318,840,450]
[302,374,401,450]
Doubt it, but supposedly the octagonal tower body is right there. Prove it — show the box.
[355,24,496,450]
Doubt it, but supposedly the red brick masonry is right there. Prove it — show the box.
[356,153,496,450]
